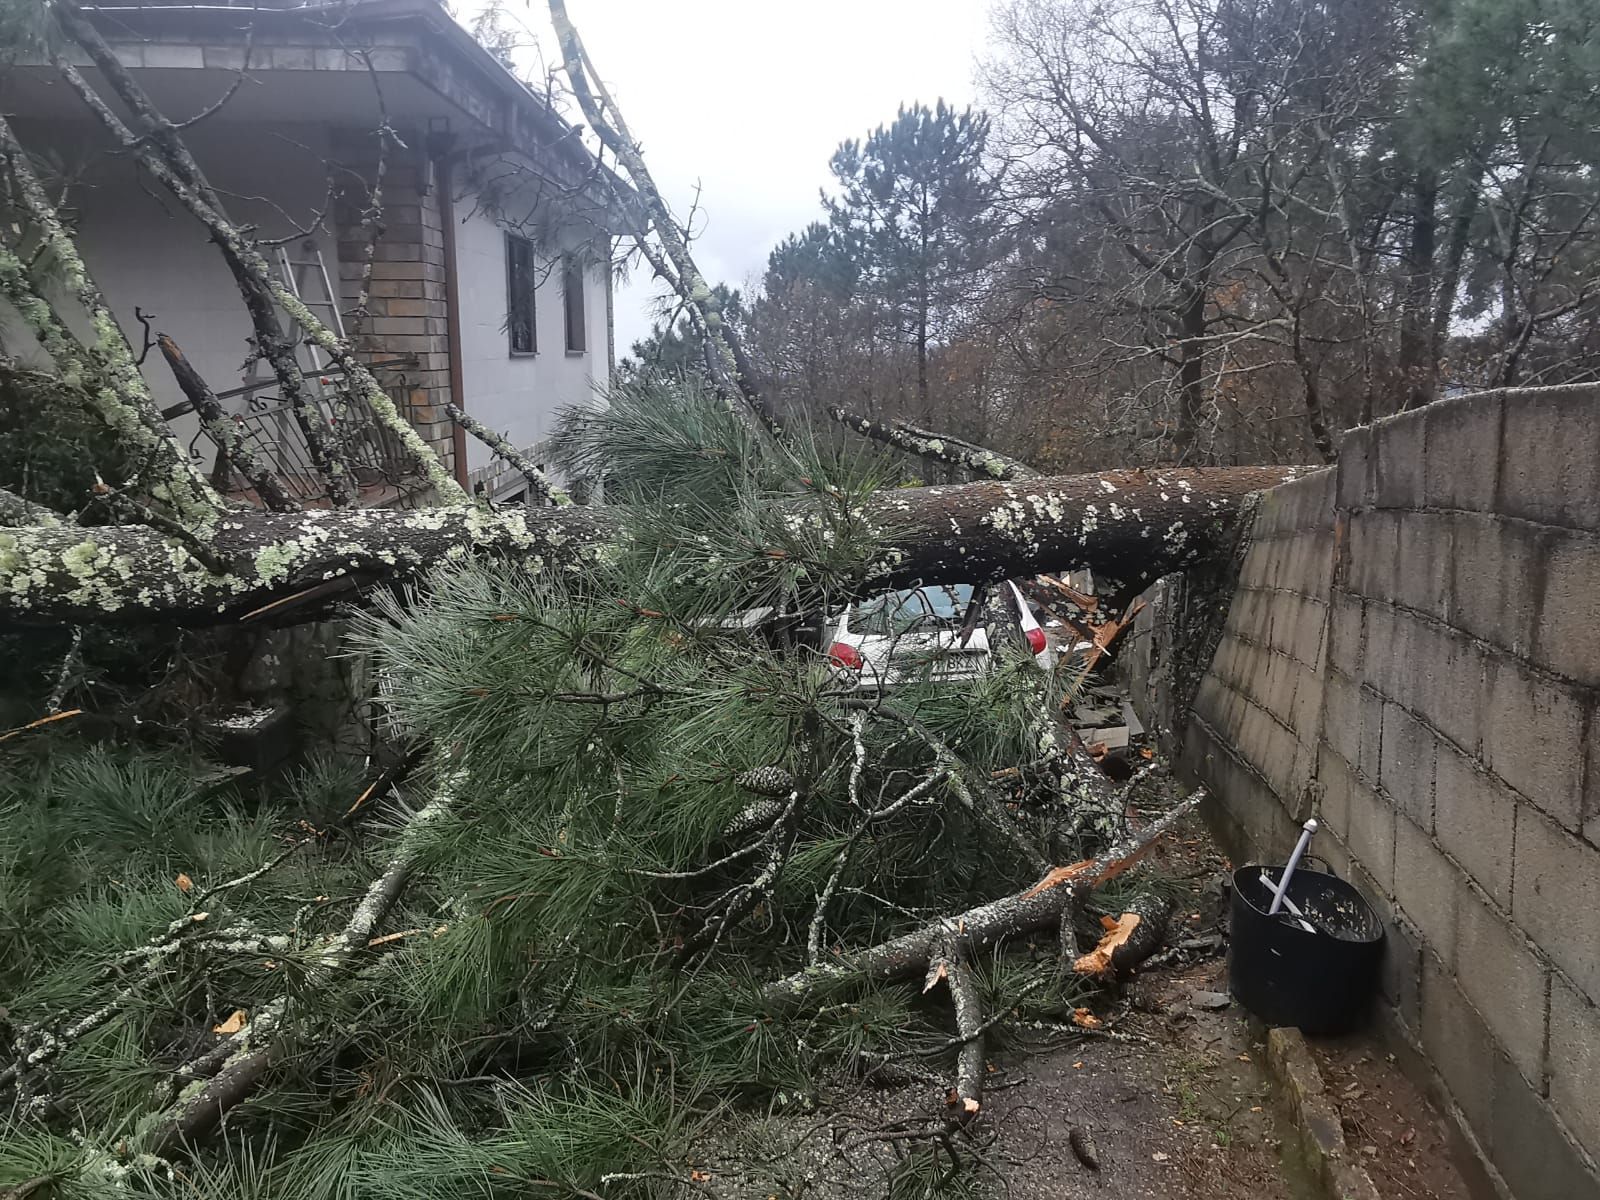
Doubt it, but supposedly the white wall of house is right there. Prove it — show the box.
[0,120,613,502]
[0,119,343,457]
[452,172,611,497]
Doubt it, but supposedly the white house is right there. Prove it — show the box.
[0,0,631,505]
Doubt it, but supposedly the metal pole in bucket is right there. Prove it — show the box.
[1268,818,1317,916]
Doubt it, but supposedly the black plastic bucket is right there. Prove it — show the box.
[1229,863,1384,1034]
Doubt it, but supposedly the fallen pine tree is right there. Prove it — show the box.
[0,462,1290,628]
[1,375,1219,1197]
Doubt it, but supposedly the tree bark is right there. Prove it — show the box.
[0,467,1297,628]
[827,406,1039,480]
[445,403,569,506]
[158,335,301,515]
[1398,166,1439,412]
[762,788,1205,1006]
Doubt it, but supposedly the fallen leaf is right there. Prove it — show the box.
[175,872,193,894]
[1237,1053,1252,1063]
[1073,912,1142,977]
[1072,1007,1102,1029]
[1152,1151,1170,1162]
[1140,747,1155,759]
[212,1009,247,1035]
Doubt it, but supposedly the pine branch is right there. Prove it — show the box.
[0,118,220,522]
[939,946,986,1126]
[48,0,468,505]
[43,34,357,508]
[846,699,1050,874]
[157,335,300,514]
[546,0,785,441]
[445,403,571,506]
[141,770,465,1156]
[827,407,1039,481]
[762,788,1205,1007]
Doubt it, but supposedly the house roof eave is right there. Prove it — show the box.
[77,0,638,226]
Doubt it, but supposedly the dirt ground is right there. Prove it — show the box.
[708,808,1484,1199]
[983,960,1305,1199]
[1308,1033,1483,1200]
[975,815,1312,1200]
[715,813,1318,1199]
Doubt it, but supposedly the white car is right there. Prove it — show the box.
[827,581,1050,689]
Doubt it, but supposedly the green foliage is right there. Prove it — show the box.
[824,101,1001,359]
[0,365,128,516]
[2,379,1105,1195]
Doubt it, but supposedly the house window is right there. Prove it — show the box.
[563,257,587,354]
[507,233,537,355]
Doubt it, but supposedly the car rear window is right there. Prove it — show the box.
[856,585,974,637]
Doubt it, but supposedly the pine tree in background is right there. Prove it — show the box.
[822,103,1002,428]
[616,286,746,388]
[1,377,1140,1199]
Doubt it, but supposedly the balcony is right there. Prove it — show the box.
[166,358,433,510]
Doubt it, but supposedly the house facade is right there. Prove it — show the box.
[0,0,629,505]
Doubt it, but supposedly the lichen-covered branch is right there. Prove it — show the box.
[0,467,1295,627]
[546,0,785,440]
[157,335,301,514]
[141,770,464,1156]
[761,788,1206,1007]
[0,116,220,524]
[445,403,571,506]
[0,486,59,527]
[45,43,355,508]
[827,406,1039,481]
[943,948,986,1125]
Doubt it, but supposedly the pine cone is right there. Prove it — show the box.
[723,799,783,838]
[735,766,793,797]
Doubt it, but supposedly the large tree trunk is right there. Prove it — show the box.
[0,467,1296,627]
[1398,166,1439,412]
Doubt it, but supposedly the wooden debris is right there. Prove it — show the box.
[1074,913,1143,978]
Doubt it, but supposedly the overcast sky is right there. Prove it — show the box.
[457,0,995,352]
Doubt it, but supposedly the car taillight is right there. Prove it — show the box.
[828,641,863,670]
[1025,626,1048,655]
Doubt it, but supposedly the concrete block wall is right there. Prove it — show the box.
[1143,385,1600,1200]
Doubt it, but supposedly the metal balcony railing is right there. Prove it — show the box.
[174,360,430,509]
